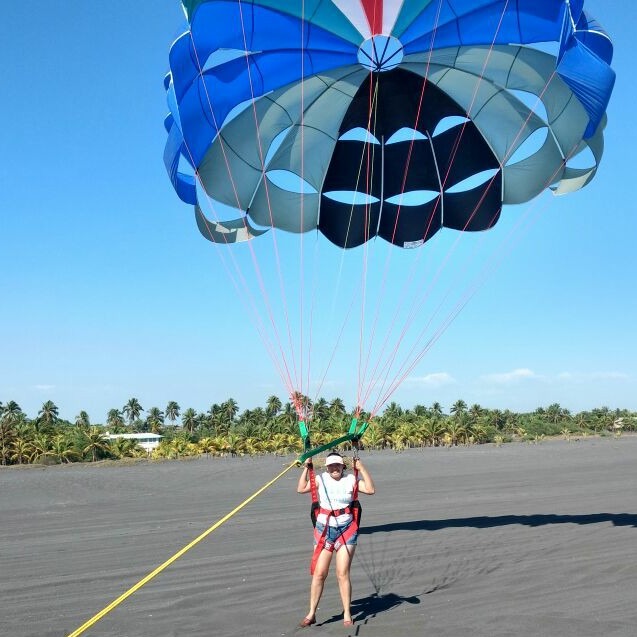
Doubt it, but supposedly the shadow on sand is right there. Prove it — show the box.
[359,512,637,534]
[312,513,637,632]
[317,592,421,632]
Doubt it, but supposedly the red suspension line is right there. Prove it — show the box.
[358,0,562,412]
[185,9,303,398]
[370,116,577,416]
[235,0,303,393]
[356,0,447,405]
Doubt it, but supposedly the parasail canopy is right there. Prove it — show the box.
[164,0,614,250]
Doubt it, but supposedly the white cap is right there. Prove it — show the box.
[325,454,344,466]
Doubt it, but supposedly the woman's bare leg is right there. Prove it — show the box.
[306,549,333,621]
[335,545,356,623]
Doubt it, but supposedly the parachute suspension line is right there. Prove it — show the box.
[357,0,517,412]
[184,60,292,402]
[189,0,321,398]
[174,122,295,393]
[355,75,383,410]
[362,168,507,411]
[357,131,387,404]
[304,237,318,408]
[358,0,570,415]
[396,64,562,360]
[436,0,512,195]
[297,79,382,411]
[369,206,505,415]
[339,74,381,254]
[369,93,576,417]
[183,39,298,397]
[372,3,549,412]
[356,85,373,410]
[371,194,541,416]
[194,206,293,390]
[313,295,358,403]
[66,460,298,637]
[356,0,448,406]
[299,0,307,400]
[388,0,446,248]
[356,0,447,409]
[235,0,303,392]
[358,137,446,410]
[323,74,375,352]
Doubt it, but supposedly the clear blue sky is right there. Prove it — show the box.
[2,1,635,423]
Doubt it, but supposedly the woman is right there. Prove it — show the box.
[297,451,375,627]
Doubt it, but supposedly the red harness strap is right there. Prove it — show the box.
[308,461,320,527]
[309,469,361,575]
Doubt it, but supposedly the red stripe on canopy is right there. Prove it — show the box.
[361,0,383,35]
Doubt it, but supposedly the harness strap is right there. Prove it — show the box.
[309,467,361,575]
[318,505,352,517]
[308,462,319,527]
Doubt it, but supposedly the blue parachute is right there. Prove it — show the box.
[164,1,614,249]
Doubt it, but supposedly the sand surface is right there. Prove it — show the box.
[2,436,637,637]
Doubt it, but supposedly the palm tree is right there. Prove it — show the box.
[420,418,445,447]
[502,409,519,433]
[198,437,220,457]
[204,403,223,434]
[590,406,613,432]
[469,403,484,423]
[109,437,142,459]
[450,399,468,418]
[413,404,429,417]
[81,427,110,462]
[123,398,143,425]
[47,434,79,464]
[486,409,506,431]
[430,402,444,420]
[468,422,489,444]
[373,419,393,449]
[265,395,282,419]
[329,398,346,419]
[237,408,266,438]
[572,411,589,432]
[2,400,23,420]
[146,407,165,434]
[106,409,126,432]
[37,400,59,431]
[383,402,403,421]
[30,433,50,463]
[165,401,180,427]
[171,436,191,459]
[1,401,23,465]
[74,411,90,429]
[545,403,561,424]
[278,402,297,433]
[9,437,31,465]
[197,411,208,432]
[222,398,239,424]
[391,423,413,450]
[444,419,467,446]
[363,422,383,450]
[225,431,244,456]
[181,408,198,434]
[309,397,326,422]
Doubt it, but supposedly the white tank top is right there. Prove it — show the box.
[316,472,357,527]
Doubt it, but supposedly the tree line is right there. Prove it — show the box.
[1,396,635,466]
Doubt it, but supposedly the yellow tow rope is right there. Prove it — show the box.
[67,459,298,637]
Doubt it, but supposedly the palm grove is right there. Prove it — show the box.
[0,396,635,466]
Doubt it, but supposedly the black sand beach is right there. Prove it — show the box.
[2,436,637,636]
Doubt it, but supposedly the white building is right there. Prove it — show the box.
[105,432,162,453]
